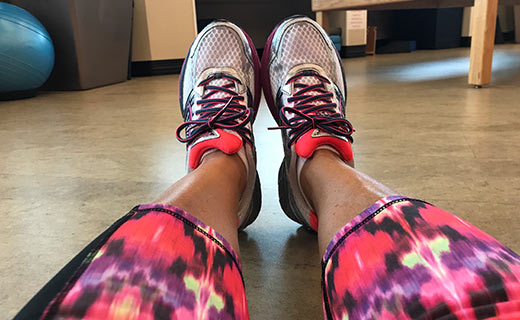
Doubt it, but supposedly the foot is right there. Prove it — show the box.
[261,16,354,231]
[177,20,262,230]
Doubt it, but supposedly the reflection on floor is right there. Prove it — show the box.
[1,44,520,319]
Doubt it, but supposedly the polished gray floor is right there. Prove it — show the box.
[1,45,520,319]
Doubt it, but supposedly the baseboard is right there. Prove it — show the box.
[503,31,515,42]
[460,31,514,48]
[131,59,184,77]
[340,45,366,58]
[376,40,416,54]
[0,89,38,101]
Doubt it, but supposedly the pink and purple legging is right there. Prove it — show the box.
[15,196,520,319]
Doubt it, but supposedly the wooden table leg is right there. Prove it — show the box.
[468,0,498,87]
[316,11,331,33]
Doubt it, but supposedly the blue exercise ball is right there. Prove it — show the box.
[0,2,54,98]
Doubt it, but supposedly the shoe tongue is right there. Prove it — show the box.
[187,129,244,169]
[289,75,321,95]
[203,77,233,100]
[295,129,353,162]
[297,75,322,86]
[287,75,335,116]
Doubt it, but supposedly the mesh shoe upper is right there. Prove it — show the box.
[181,23,256,111]
[266,17,346,115]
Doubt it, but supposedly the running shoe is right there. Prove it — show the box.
[261,16,354,231]
[177,20,262,230]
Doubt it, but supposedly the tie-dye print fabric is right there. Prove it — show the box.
[322,196,520,320]
[41,204,248,320]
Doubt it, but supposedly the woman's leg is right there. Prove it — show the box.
[302,149,520,320]
[16,18,262,320]
[15,152,249,320]
[154,152,246,253]
[301,149,395,256]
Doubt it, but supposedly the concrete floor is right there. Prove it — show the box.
[1,45,520,319]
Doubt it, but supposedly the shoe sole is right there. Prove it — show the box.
[238,173,262,231]
[278,161,314,231]
[178,20,263,231]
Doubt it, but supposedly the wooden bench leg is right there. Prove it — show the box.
[468,0,498,87]
[316,11,331,33]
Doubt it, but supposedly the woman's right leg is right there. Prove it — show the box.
[302,149,520,320]
[260,15,520,319]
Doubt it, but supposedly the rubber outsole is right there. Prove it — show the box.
[277,161,314,231]
[238,172,262,231]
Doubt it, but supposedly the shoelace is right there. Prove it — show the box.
[176,74,253,145]
[269,71,354,146]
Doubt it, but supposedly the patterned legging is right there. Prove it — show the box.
[15,197,520,319]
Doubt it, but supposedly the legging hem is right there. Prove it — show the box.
[322,196,432,264]
[137,203,243,273]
